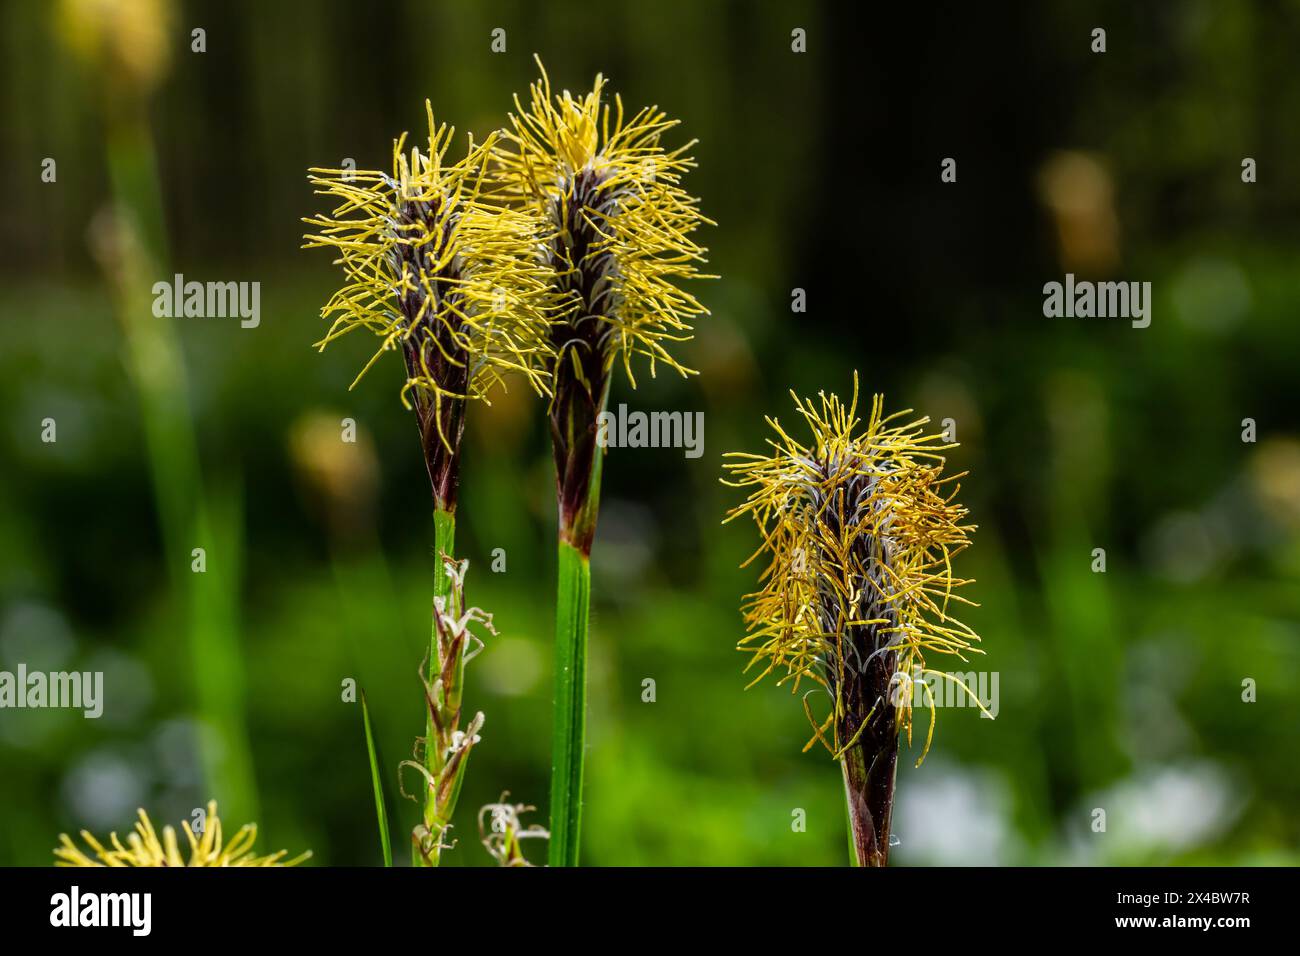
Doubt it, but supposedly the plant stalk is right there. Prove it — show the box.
[416,506,456,867]
[549,540,591,867]
[547,371,608,867]
[840,733,899,867]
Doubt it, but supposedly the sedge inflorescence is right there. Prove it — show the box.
[494,58,712,552]
[399,556,495,865]
[495,56,712,390]
[54,801,310,867]
[304,103,552,487]
[723,373,985,766]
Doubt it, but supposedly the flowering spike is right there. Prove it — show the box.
[304,103,553,510]
[497,55,712,385]
[496,56,713,550]
[723,373,983,865]
[399,555,495,866]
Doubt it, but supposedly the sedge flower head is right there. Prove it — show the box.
[304,103,553,452]
[723,373,985,765]
[496,56,712,389]
[54,801,310,867]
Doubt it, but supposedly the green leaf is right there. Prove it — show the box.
[360,690,393,867]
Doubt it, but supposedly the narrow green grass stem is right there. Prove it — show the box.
[432,508,456,608]
[549,540,591,867]
[416,507,456,867]
[546,374,608,867]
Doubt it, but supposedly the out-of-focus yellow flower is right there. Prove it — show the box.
[1037,150,1120,276]
[57,0,173,98]
[289,410,380,543]
[723,373,985,764]
[1250,438,1300,533]
[55,801,310,867]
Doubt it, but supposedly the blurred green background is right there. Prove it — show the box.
[1,0,1297,866]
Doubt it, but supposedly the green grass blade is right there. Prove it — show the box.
[189,487,258,825]
[549,540,591,867]
[360,690,393,867]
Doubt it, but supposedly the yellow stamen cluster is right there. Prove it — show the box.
[723,374,985,764]
[304,102,553,450]
[495,57,712,387]
[54,801,310,867]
